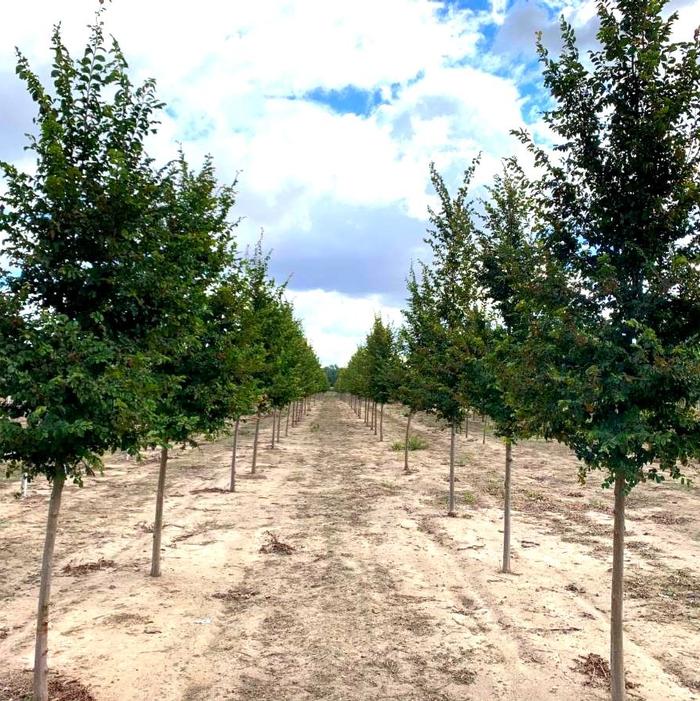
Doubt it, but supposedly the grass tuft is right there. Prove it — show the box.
[391,435,429,452]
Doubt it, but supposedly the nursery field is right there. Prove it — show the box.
[1,394,699,701]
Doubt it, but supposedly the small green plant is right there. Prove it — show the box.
[392,435,429,452]
[463,490,476,506]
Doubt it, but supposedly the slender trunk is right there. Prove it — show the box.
[373,402,377,434]
[229,418,240,492]
[465,414,469,438]
[276,409,282,442]
[404,411,413,473]
[611,472,626,701]
[21,473,29,498]
[150,447,168,578]
[285,405,291,436]
[502,439,513,574]
[271,411,276,449]
[251,414,261,474]
[482,415,486,444]
[448,423,456,517]
[364,398,368,425]
[33,472,65,701]
[379,404,384,442]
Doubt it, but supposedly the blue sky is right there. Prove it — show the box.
[2,0,699,364]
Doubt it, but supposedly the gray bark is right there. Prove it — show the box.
[502,439,513,574]
[33,472,65,701]
[611,472,626,701]
[251,414,261,474]
[229,418,240,492]
[150,447,168,577]
[404,412,413,473]
[379,404,384,441]
[448,423,456,516]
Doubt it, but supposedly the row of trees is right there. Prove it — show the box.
[338,2,700,699]
[0,17,326,701]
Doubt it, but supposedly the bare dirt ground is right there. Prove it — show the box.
[1,394,698,700]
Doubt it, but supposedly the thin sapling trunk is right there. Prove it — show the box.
[276,409,282,443]
[271,411,276,449]
[465,414,469,438]
[404,411,413,473]
[150,447,168,577]
[502,439,513,574]
[379,403,384,441]
[33,472,65,701]
[251,413,261,474]
[611,472,626,701]
[285,405,290,436]
[229,418,240,492]
[448,423,456,517]
[482,415,486,444]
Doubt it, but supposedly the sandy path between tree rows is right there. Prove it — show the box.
[1,394,698,700]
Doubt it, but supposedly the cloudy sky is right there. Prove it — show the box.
[2,0,699,365]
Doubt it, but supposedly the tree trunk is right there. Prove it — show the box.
[465,414,469,438]
[229,418,240,492]
[150,447,168,578]
[379,404,384,442]
[285,405,291,436]
[611,472,626,701]
[482,415,486,444]
[448,423,456,516]
[502,439,513,574]
[33,472,65,701]
[271,411,276,449]
[276,409,282,442]
[251,414,260,474]
[404,412,413,473]
[21,472,29,498]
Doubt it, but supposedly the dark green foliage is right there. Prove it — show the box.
[476,161,538,441]
[0,18,174,483]
[512,0,700,488]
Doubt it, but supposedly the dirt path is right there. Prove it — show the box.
[1,395,698,700]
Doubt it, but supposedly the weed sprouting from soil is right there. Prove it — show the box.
[391,435,429,452]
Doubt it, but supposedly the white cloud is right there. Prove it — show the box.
[286,288,403,366]
[4,0,699,362]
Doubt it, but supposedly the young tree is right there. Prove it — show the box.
[364,316,398,442]
[0,18,179,700]
[145,153,237,578]
[414,162,485,516]
[396,267,438,473]
[512,3,700,697]
[477,161,538,573]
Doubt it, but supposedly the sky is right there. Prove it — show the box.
[2,0,699,365]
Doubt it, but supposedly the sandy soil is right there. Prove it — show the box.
[1,394,698,700]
